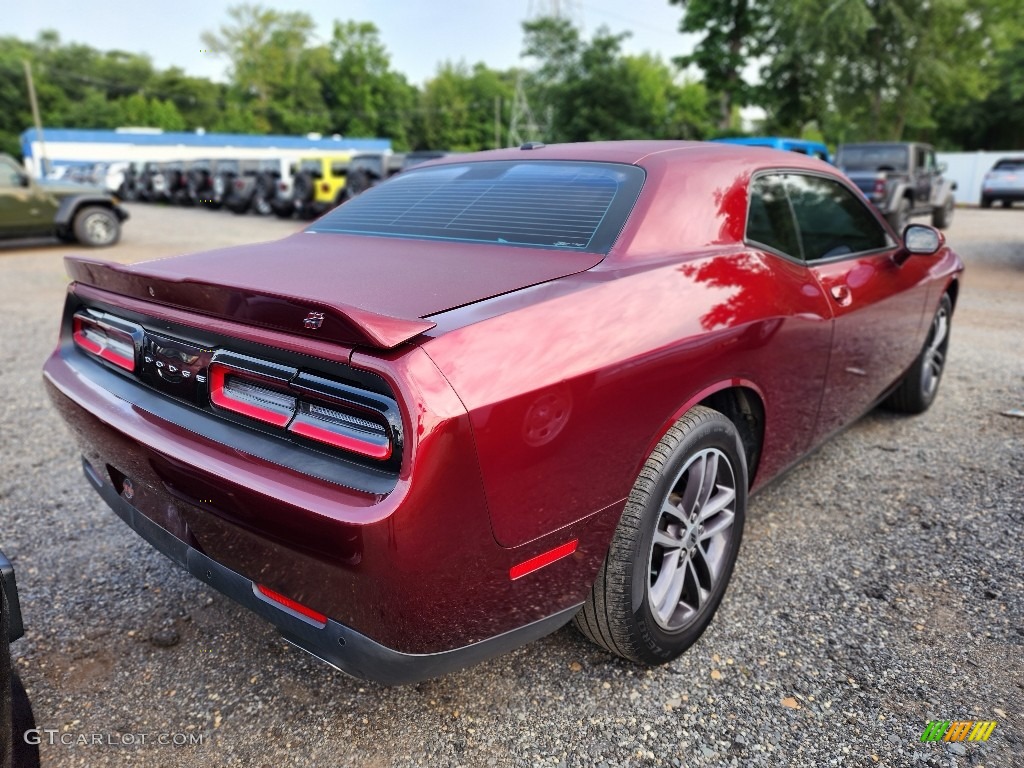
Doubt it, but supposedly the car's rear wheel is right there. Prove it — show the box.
[931,197,954,229]
[575,405,746,665]
[73,206,120,247]
[1001,200,1013,209]
[883,293,952,414]
[980,196,992,209]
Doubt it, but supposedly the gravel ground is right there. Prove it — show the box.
[1,204,1021,768]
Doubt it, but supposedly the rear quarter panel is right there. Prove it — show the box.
[423,248,834,548]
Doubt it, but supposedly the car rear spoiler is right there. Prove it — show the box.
[64,255,436,350]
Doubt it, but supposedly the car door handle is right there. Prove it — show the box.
[830,285,853,306]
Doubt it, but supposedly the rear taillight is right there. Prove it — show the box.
[320,182,330,193]
[209,363,296,427]
[289,402,392,459]
[207,354,397,461]
[872,177,886,198]
[279,182,287,191]
[234,179,245,190]
[72,311,139,372]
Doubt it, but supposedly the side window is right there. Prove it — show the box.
[785,174,889,261]
[915,146,928,169]
[746,174,802,259]
[0,161,23,187]
[330,162,348,177]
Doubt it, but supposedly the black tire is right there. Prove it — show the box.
[272,201,295,219]
[931,196,954,229]
[9,669,40,768]
[883,293,952,414]
[292,172,314,205]
[980,196,992,209]
[886,197,910,233]
[1000,200,1013,209]
[345,168,373,198]
[575,405,747,665]
[72,206,121,247]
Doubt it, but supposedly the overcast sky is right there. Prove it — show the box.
[3,0,696,86]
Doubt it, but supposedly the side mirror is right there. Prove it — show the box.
[894,225,944,266]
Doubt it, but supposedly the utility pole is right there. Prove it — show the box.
[22,60,51,178]
[510,0,583,147]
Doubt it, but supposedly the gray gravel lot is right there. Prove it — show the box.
[1,204,1021,767]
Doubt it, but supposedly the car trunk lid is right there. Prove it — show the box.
[65,231,603,349]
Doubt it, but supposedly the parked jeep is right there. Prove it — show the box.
[291,154,353,219]
[836,142,956,231]
[344,152,405,199]
[0,154,127,247]
[225,159,291,216]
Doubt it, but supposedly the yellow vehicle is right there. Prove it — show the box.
[291,153,353,218]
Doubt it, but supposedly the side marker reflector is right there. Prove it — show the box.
[509,539,578,580]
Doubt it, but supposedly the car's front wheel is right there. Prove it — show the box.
[575,405,747,665]
[883,293,952,414]
[73,206,120,247]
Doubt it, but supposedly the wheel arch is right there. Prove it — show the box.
[637,380,767,491]
[945,276,960,314]
[55,195,116,226]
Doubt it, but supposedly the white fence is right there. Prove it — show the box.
[937,151,1024,207]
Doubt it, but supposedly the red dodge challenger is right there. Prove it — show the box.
[43,141,963,683]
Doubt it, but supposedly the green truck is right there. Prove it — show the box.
[0,154,128,247]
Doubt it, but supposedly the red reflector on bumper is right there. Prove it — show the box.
[509,540,578,580]
[256,584,327,626]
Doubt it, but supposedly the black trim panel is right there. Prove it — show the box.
[63,346,398,496]
[89,465,581,685]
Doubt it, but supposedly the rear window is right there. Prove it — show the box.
[307,160,645,253]
[839,146,909,171]
[993,159,1024,171]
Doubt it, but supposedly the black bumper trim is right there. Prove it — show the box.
[87,460,581,685]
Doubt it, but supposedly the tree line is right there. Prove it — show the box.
[0,1,1020,161]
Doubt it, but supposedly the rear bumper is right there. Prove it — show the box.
[42,328,607,680]
[85,463,579,685]
[981,189,1024,201]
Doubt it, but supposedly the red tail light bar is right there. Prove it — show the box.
[208,353,398,462]
[72,311,141,372]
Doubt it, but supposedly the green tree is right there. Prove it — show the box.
[668,0,761,130]
[201,3,330,134]
[418,62,516,150]
[522,17,712,142]
[322,20,417,146]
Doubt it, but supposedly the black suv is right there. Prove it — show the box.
[0,154,128,247]
[836,142,956,231]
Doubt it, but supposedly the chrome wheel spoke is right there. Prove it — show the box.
[700,508,735,540]
[699,485,736,523]
[649,549,683,615]
[647,446,738,632]
[654,528,683,550]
